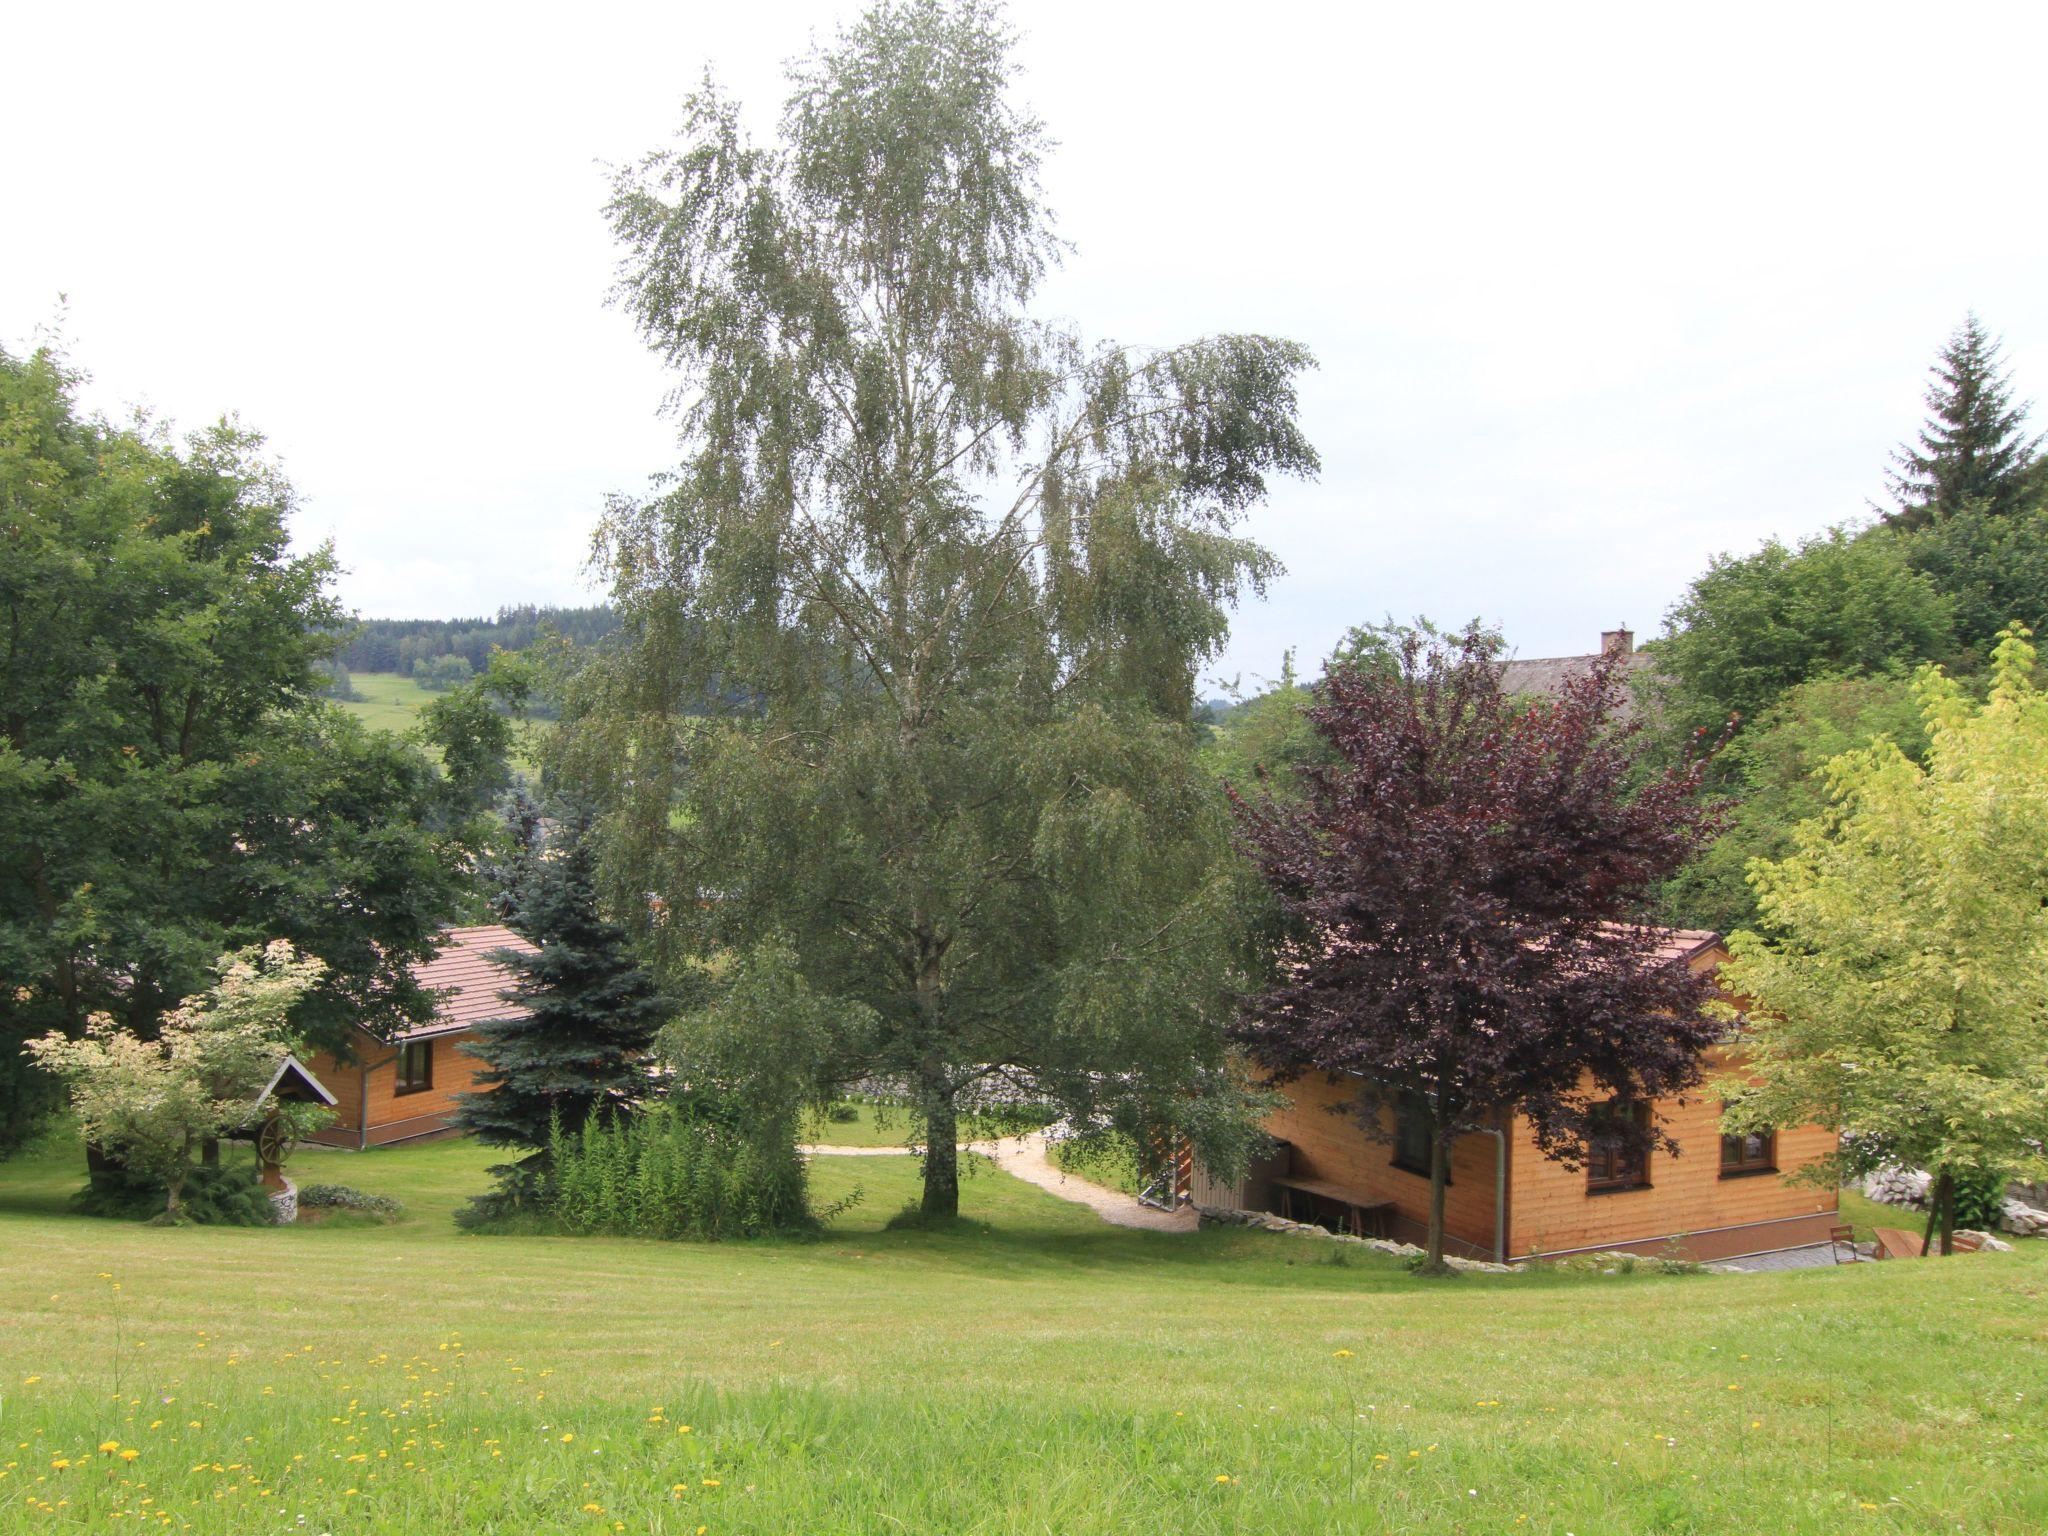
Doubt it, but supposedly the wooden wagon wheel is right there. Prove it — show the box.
[256,1114,294,1170]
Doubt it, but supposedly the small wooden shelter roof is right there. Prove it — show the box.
[253,1053,337,1110]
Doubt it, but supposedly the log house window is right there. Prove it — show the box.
[1391,1093,1447,1183]
[1586,1099,1651,1193]
[395,1040,433,1096]
[1719,1129,1777,1177]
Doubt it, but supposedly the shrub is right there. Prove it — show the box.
[73,1161,277,1226]
[1953,1167,2009,1232]
[298,1183,405,1218]
[538,1102,822,1241]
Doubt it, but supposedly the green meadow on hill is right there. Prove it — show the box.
[0,1137,2040,1535]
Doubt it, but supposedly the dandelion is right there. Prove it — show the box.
[560,1433,575,1443]
[703,1478,721,1487]
[582,1503,604,1514]
[100,1442,120,1454]
[120,1450,139,1463]
[1332,1348,1354,1359]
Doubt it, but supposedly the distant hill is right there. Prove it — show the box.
[333,605,618,674]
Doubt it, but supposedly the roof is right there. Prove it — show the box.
[251,1053,337,1111]
[1498,648,1657,698]
[1636,927,1723,968]
[399,923,539,1040]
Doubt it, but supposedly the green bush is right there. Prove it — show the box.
[298,1183,404,1218]
[541,1103,820,1240]
[1952,1168,2009,1232]
[74,1161,277,1226]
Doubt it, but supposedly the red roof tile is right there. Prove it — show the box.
[401,924,538,1039]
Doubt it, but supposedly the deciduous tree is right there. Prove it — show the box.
[0,343,475,1153]
[1718,626,2048,1255]
[564,1,1315,1218]
[1232,628,1724,1272]
[25,942,328,1219]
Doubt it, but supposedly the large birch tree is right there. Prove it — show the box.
[567,0,1316,1217]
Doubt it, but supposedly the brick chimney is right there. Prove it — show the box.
[1600,626,1634,656]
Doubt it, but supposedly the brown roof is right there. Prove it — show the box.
[400,924,538,1040]
[1498,648,1658,702]
[1636,927,1722,967]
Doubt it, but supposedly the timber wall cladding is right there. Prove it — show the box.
[1506,1047,1838,1259]
[308,1028,491,1145]
[1260,1071,1501,1255]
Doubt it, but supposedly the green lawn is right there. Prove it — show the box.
[1,1136,2041,1534]
[798,1101,919,1148]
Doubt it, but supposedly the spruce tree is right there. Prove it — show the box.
[1885,313,2041,530]
[453,802,668,1153]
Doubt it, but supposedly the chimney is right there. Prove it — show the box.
[1601,626,1634,656]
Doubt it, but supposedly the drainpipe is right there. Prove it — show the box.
[1475,1127,1507,1263]
[358,1061,370,1152]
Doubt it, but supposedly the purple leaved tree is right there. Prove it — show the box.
[1231,625,1727,1273]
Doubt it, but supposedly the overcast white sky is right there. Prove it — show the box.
[8,1,2047,686]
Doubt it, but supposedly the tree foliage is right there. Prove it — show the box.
[563,1,1315,1218]
[25,942,328,1219]
[1646,526,1954,749]
[1232,628,1724,1271]
[0,345,473,1152]
[1885,314,2041,531]
[1656,673,1927,933]
[452,803,669,1155]
[1717,626,2048,1255]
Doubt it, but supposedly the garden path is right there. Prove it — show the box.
[798,1132,1197,1233]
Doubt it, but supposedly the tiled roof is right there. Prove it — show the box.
[1637,926,1723,967]
[1498,648,1658,698]
[401,924,538,1039]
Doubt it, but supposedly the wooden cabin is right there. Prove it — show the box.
[306,924,536,1149]
[1193,931,1839,1264]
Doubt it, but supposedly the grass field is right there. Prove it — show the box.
[1,1136,2042,1534]
[334,672,543,774]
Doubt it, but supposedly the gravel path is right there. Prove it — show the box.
[801,1133,1197,1233]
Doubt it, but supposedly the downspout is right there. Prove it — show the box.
[1476,1127,1507,1263]
[358,1060,370,1152]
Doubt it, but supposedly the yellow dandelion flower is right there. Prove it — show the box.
[1332,1348,1354,1358]
[581,1503,604,1514]
[560,1433,575,1443]
[100,1442,120,1454]
[120,1450,139,1463]
[703,1478,721,1487]
[678,1425,691,1435]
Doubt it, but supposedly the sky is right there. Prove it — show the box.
[8,1,2048,690]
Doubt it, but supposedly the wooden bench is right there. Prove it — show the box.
[1873,1225,1987,1259]
[1269,1176,1395,1239]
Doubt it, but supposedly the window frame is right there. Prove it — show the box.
[394,1038,434,1097]
[1585,1099,1652,1195]
[1390,1093,1448,1184]
[1719,1128,1778,1178]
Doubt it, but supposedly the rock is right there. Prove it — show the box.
[1998,1198,2048,1238]
[269,1178,297,1226]
[1957,1229,2015,1253]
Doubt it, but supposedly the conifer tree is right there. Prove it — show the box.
[453,803,669,1153]
[1886,314,2041,530]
